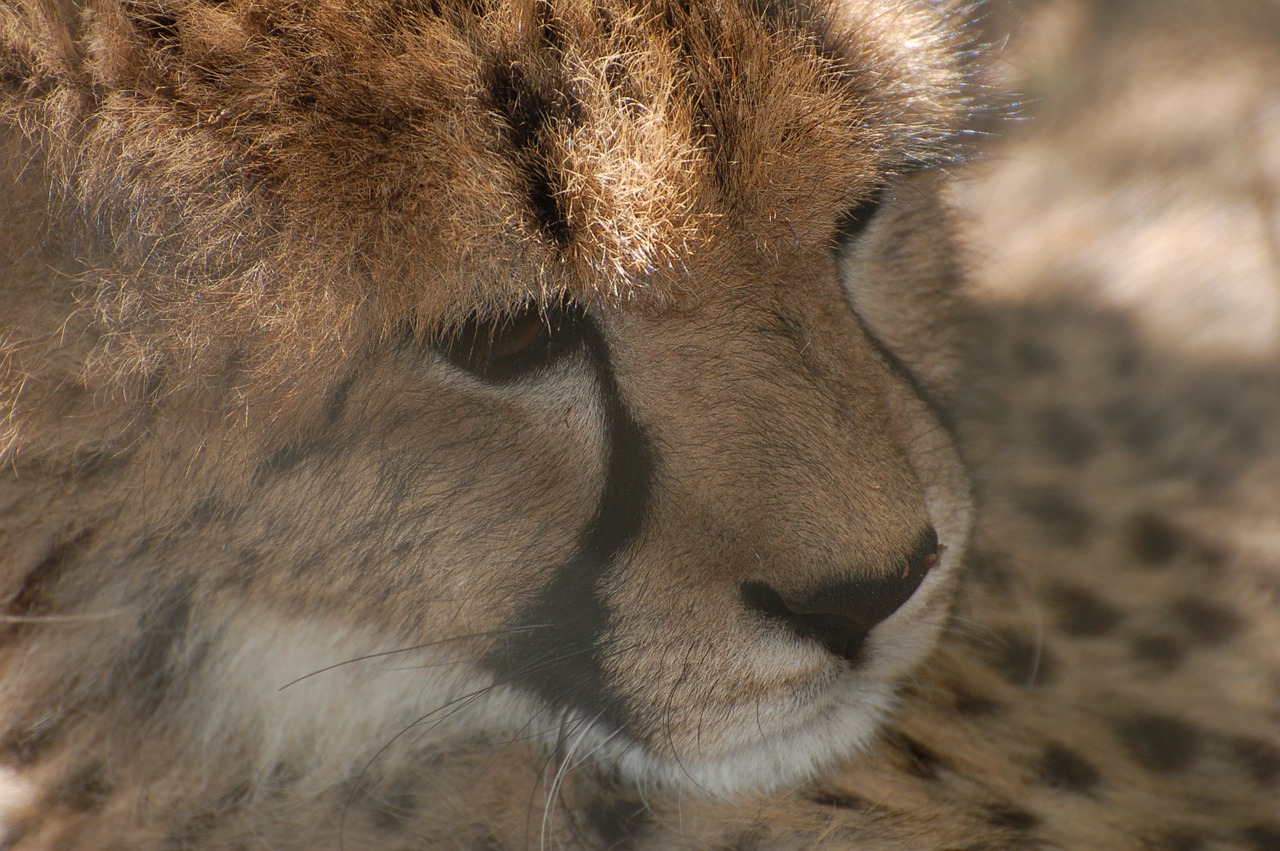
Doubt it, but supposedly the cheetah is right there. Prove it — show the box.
[1,0,1278,848]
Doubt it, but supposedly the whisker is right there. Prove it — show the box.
[0,609,130,624]
[397,644,612,761]
[278,623,550,690]
[541,711,601,850]
[338,641,589,847]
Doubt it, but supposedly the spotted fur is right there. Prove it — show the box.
[3,0,1279,848]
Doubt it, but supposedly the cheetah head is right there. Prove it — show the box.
[1,0,973,796]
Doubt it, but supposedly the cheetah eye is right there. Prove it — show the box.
[442,297,587,381]
[832,186,888,250]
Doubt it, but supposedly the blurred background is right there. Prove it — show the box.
[963,0,1280,361]
[954,0,1280,597]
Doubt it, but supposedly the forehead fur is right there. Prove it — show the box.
[3,0,968,371]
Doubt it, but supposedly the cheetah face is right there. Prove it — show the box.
[214,181,972,794]
[1,0,973,798]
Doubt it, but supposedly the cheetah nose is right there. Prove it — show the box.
[740,528,942,665]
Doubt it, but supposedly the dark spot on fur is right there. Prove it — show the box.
[534,0,567,52]
[1012,336,1060,374]
[688,74,735,196]
[1109,338,1140,377]
[166,811,223,848]
[290,92,319,111]
[459,0,496,17]
[523,159,568,247]
[885,731,946,780]
[125,582,194,714]
[1099,396,1139,426]
[1126,512,1186,567]
[1193,544,1227,572]
[265,761,301,796]
[743,0,801,31]
[236,546,263,572]
[954,690,1001,717]
[63,446,135,480]
[1170,598,1241,646]
[1,716,65,766]
[137,12,181,43]
[185,495,234,529]
[487,61,574,246]
[1231,737,1280,787]
[1157,832,1207,851]
[580,789,652,849]
[1037,743,1100,793]
[1116,712,1203,773]
[1,45,35,91]
[604,56,630,95]
[986,804,1040,833]
[164,781,251,848]
[1112,400,1169,455]
[989,629,1056,687]
[371,773,420,832]
[719,833,763,851]
[1130,635,1187,674]
[1035,405,1099,464]
[1049,584,1123,637]
[5,528,95,627]
[1242,825,1280,851]
[966,549,1015,592]
[57,761,112,813]
[808,792,869,811]
[256,435,334,479]
[489,60,546,149]
[1019,486,1093,545]
[324,372,359,427]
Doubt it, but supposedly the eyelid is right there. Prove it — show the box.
[440,298,588,382]
[833,185,889,249]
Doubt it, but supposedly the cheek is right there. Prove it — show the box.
[239,359,608,641]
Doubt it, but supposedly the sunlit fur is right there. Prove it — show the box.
[0,0,975,845]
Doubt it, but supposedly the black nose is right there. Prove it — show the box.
[741,528,941,665]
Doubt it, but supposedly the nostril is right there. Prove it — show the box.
[741,581,872,663]
[741,528,942,665]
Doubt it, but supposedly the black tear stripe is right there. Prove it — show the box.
[487,322,656,733]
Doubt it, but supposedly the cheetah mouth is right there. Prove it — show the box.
[536,542,967,795]
[565,671,904,796]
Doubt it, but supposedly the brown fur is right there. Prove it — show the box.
[3,0,1279,848]
[1,0,978,846]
